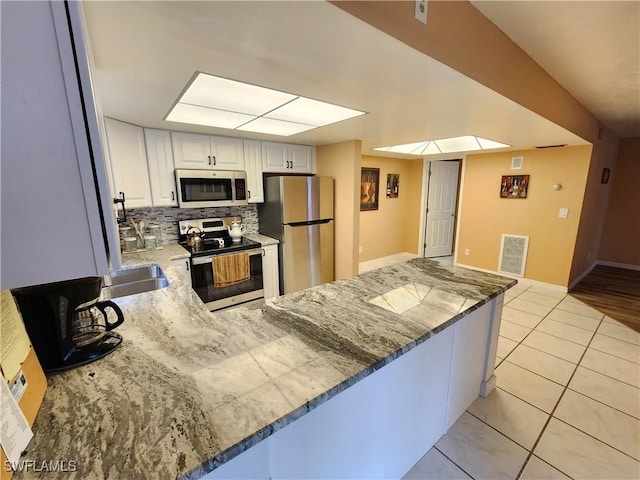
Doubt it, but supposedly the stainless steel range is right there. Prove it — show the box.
[178,217,263,311]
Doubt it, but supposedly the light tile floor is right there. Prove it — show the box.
[403,277,640,479]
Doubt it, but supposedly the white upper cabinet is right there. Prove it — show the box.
[243,140,264,203]
[288,143,316,173]
[172,131,244,170]
[212,136,245,170]
[144,129,177,207]
[262,141,316,173]
[104,118,153,208]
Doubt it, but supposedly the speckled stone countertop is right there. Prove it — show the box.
[243,232,279,246]
[17,242,515,480]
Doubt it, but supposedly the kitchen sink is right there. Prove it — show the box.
[103,264,169,298]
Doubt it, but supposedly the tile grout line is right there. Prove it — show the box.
[552,415,640,462]
[513,314,606,480]
[432,445,476,480]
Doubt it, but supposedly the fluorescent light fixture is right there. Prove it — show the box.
[435,135,481,153]
[266,97,366,126]
[165,72,366,136]
[179,74,296,115]
[237,117,316,136]
[374,135,510,156]
[166,103,254,129]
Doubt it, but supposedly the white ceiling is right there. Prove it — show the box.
[83,1,630,160]
[472,0,640,140]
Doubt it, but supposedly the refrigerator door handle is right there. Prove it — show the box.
[287,218,332,227]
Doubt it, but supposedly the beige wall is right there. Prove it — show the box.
[316,140,362,279]
[568,131,620,284]
[457,146,592,286]
[359,155,423,262]
[598,137,640,267]
[332,0,622,285]
[332,0,601,143]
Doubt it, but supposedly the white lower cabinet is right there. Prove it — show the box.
[261,244,279,299]
[170,258,192,288]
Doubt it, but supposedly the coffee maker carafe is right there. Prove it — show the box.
[12,276,125,372]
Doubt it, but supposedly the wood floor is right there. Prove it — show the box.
[569,265,640,332]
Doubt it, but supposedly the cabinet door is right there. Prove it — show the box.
[210,136,245,170]
[144,129,177,206]
[262,244,280,299]
[244,140,264,203]
[104,118,152,208]
[171,131,211,169]
[261,141,288,173]
[288,144,316,173]
[170,258,192,288]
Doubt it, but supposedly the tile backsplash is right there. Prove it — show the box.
[124,205,259,244]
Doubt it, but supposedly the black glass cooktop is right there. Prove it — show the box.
[179,236,261,257]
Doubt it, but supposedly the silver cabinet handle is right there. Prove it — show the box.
[262,248,265,257]
[171,191,175,201]
[185,260,190,271]
[248,190,251,199]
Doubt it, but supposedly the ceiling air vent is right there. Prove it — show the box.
[535,144,567,149]
[498,234,529,277]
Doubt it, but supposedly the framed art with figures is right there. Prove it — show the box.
[360,168,380,211]
[500,175,529,199]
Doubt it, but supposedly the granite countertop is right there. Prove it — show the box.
[18,243,515,480]
[243,232,279,246]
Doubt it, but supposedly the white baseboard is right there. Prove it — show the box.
[597,260,640,271]
[568,260,598,291]
[455,263,568,293]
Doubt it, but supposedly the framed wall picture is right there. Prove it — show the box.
[500,174,529,198]
[386,174,399,198]
[360,167,380,211]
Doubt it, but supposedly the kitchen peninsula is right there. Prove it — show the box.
[16,245,515,480]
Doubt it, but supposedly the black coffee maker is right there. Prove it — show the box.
[12,276,124,372]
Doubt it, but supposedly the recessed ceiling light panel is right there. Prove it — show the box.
[237,117,316,136]
[179,74,296,116]
[165,72,366,136]
[166,103,254,129]
[266,97,366,126]
[434,135,481,153]
[375,135,510,156]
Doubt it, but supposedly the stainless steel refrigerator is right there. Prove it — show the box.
[258,176,334,295]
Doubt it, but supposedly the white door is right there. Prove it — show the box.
[423,160,460,258]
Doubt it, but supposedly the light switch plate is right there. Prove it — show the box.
[415,0,427,24]
[559,208,569,218]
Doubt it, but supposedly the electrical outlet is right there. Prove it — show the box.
[464,248,470,256]
[359,246,363,254]
[559,208,569,218]
[415,0,427,24]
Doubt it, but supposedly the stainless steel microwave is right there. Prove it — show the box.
[175,169,248,208]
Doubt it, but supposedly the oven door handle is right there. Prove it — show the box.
[191,249,262,266]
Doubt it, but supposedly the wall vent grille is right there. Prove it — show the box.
[511,156,523,169]
[498,234,529,277]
